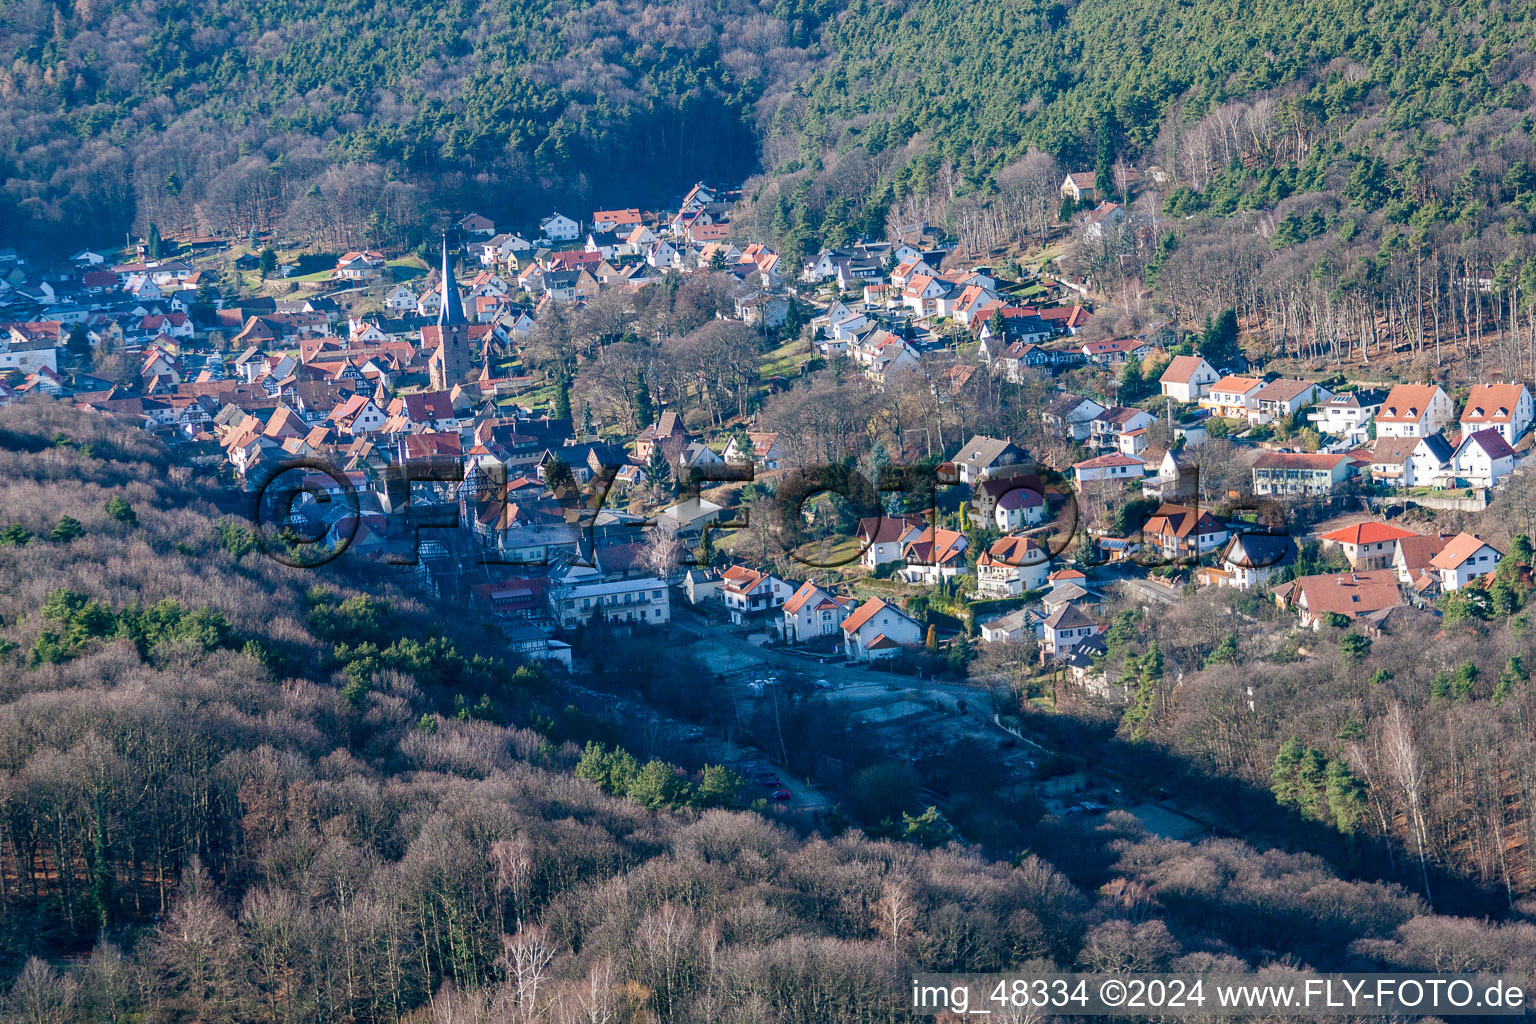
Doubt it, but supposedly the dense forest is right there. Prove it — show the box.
[4,404,1536,1021]
[0,0,813,247]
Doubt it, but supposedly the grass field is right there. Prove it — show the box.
[759,337,810,378]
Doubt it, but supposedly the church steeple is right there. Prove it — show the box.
[438,236,466,326]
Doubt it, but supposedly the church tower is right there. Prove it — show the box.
[426,238,472,391]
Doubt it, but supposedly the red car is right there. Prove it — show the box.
[771,789,792,801]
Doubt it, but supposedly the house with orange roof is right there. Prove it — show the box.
[1200,375,1265,419]
[1074,452,1147,485]
[1375,384,1453,438]
[1250,452,1357,496]
[1392,532,1457,587]
[1252,378,1331,425]
[720,565,794,625]
[977,535,1049,597]
[1459,383,1534,445]
[900,527,968,585]
[781,581,857,642]
[1430,533,1503,591]
[841,597,923,662]
[1317,521,1420,571]
[591,209,643,232]
[332,251,385,281]
[1159,355,1220,402]
[1271,570,1401,629]
[1141,502,1229,560]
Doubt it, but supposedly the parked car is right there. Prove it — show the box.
[771,789,792,801]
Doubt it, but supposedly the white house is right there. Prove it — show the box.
[1040,603,1100,659]
[723,431,783,470]
[1158,355,1220,403]
[1042,395,1107,442]
[550,576,671,628]
[1201,375,1265,420]
[1251,379,1331,425]
[384,284,418,312]
[991,483,1047,530]
[781,581,854,642]
[720,566,794,625]
[857,515,925,570]
[1429,533,1503,591]
[899,528,968,585]
[1213,533,1295,591]
[1308,388,1386,443]
[1073,452,1147,485]
[976,535,1050,598]
[540,213,581,241]
[1409,433,1457,488]
[1459,383,1534,445]
[1452,428,1517,488]
[951,435,1028,485]
[1375,384,1454,438]
[842,597,924,662]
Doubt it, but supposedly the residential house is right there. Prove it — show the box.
[1080,336,1149,365]
[1211,533,1296,590]
[1159,355,1220,402]
[1252,379,1331,425]
[1308,388,1387,442]
[1089,406,1157,452]
[720,565,794,625]
[549,576,670,628]
[591,209,643,233]
[1201,375,1264,420]
[899,527,968,585]
[384,284,418,312]
[842,597,924,662]
[540,213,580,242]
[1430,533,1503,591]
[1375,384,1454,438]
[1040,603,1101,659]
[1061,172,1096,204]
[951,435,1028,485]
[1141,503,1229,560]
[781,581,855,642]
[1452,428,1517,488]
[1318,521,1420,571]
[1249,451,1357,496]
[976,535,1049,597]
[1368,436,1419,487]
[856,515,925,570]
[1272,570,1401,629]
[1074,452,1147,485]
[634,410,688,461]
[1040,395,1106,442]
[1409,433,1457,489]
[1392,533,1457,587]
[455,213,496,237]
[972,475,1047,530]
[1459,383,1535,445]
[333,251,385,281]
[723,431,783,470]
[979,608,1038,644]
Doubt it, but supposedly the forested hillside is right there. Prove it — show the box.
[11,0,1536,262]
[0,0,818,247]
[4,402,1536,1021]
